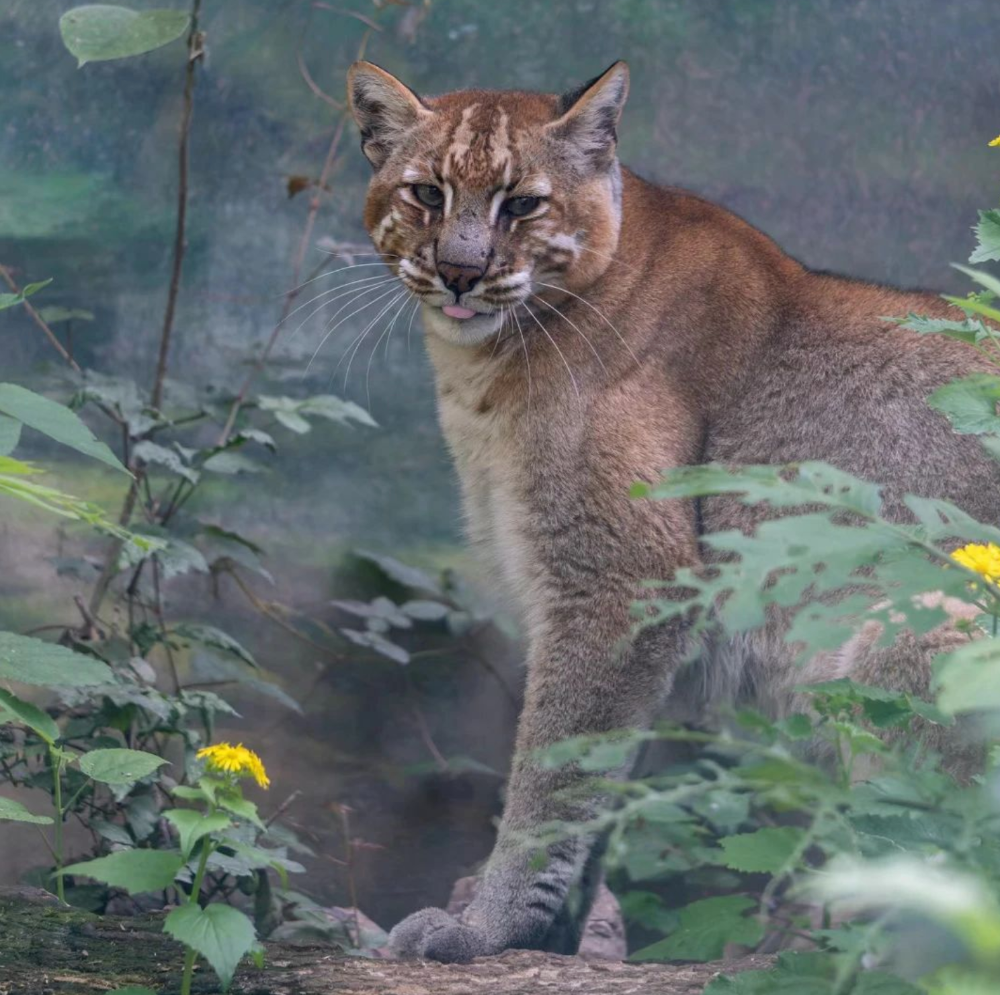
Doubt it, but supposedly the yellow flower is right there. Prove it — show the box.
[196,742,270,789]
[989,134,1000,147]
[951,542,1000,585]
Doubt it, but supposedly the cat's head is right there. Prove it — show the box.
[347,61,629,345]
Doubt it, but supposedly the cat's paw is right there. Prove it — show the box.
[388,907,497,962]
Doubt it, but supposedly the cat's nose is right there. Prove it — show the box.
[437,261,484,298]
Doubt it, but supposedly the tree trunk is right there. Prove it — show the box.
[0,886,772,994]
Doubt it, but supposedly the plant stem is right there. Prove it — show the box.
[0,263,81,372]
[49,747,65,902]
[152,0,203,412]
[180,835,215,995]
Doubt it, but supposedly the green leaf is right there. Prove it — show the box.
[164,809,232,860]
[0,415,22,457]
[202,451,264,475]
[164,902,256,992]
[108,988,158,995]
[0,632,113,687]
[59,5,190,66]
[215,790,264,830]
[0,796,54,825]
[132,440,199,483]
[0,278,52,311]
[934,637,1000,715]
[892,312,992,345]
[353,549,443,595]
[928,374,1000,435]
[78,748,169,786]
[36,306,94,324]
[718,826,807,874]
[0,688,60,744]
[630,895,764,962]
[970,209,1000,264]
[174,624,257,669]
[61,848,184,894]
[0,383,127,473]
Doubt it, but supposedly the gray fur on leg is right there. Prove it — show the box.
[388,907,497,963]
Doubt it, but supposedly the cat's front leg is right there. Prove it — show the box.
[389,609,679,962]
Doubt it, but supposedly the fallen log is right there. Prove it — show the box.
[0,886,772,994]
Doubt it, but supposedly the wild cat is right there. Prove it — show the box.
[345,60,1000,962]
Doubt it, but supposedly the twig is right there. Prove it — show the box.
[297,49,343,109]
[405,672,449,772]
[151,0,204,411]
[265,789,303,828]
[215,108,351,445]
[0,264,81,372]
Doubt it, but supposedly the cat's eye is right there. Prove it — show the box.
[504,196,541,218]
[412,184,444,208]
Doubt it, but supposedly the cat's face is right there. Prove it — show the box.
[348,62,629,345]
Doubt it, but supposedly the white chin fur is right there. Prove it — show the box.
[420,304,504,347]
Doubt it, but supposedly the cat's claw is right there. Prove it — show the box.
[388,907,497,963]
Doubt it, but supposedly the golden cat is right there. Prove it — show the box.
[346,60,998,962]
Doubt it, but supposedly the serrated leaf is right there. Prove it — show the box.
[174,624,257,669]
[164,902,256,991]
[298,393,377,428]
[60,5,190,66]
[892,312,991,345]
[928,374,1000,435]
[0,688,60,744]
[970,210,1000,264]
[165,808,232,859]
[0,796,54,825]
[0,632,113,687]
[132,440,199,483]
[630,895,764,962]
[215,791,264,830]
[79,748,168,785]
[934,637,1000,715]
[0,383,127,473]
[718,826,806,874]
[61,848,183,894]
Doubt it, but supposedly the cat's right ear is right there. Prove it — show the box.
[348,62,431,170]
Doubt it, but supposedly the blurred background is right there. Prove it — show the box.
[2,0,1000,931]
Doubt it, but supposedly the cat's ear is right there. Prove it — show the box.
[547,61,630,172]
[348,61,431,170]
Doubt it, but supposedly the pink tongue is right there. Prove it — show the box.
[443,304,477,320]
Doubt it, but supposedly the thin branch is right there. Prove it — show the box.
[0,264,81,372]
[297,49,343,109]
[151,0,204,411]
[215,108,351,445]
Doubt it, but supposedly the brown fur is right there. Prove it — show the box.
[346,61,1000,962]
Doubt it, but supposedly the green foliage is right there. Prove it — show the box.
[970,209,1000,265]
[0,631,112,686]
[59,5,190,67]
[78,748,169,785]
[0,382,127,473]
[61,849,185,893]
[0,277,52,311]
[631,896,764,961]
[0,796,54,825]
[164,902,256,992]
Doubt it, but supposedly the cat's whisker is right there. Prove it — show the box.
[343,290,408,396]
[305,282,404,374]
[366,292,412,408]
[405,297,421,353]
[282,272,398,338]
[489,306,507,361]
[519,303,580,400]
[511,304,532,419]
[277,258,397,301]
[574,243,641,275]
[529,292,608,377]
[533,280,641,369]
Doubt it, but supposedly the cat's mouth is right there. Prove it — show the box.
[442,304,478,320]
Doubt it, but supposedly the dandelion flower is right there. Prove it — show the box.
[197,742,270,789]
[951,542,1000,585]
[989,134,1000,147]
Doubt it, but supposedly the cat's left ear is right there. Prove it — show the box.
[547,61,630,172]
[348,61,432,170]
